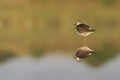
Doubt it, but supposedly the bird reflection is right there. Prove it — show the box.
[74,47,95,62]
[74,20,95,61]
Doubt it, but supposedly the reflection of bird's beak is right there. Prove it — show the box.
[91,50,95,53]
[88,50,95,55]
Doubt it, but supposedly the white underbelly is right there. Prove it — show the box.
[77,32,94,36]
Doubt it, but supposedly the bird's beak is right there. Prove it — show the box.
[89,28,95,32]
[91,29,95,32]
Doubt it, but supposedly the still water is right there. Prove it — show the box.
[0,53,120,80]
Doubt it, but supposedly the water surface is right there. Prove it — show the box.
[0,54,120,80]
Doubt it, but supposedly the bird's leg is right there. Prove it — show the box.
[83,36,87,47]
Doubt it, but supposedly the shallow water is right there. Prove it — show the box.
[0,54,120,80]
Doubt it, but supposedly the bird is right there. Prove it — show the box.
[74,46,95,62]
[74,21,95,37]
[74,20,95,46]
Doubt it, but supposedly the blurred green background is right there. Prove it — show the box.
[0,0,120,67]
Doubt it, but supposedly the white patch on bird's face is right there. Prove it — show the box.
[76,22,82,25]
[89,27,92,30]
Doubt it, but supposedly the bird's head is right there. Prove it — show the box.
[89,28,95,32]
[74,20,82,26]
